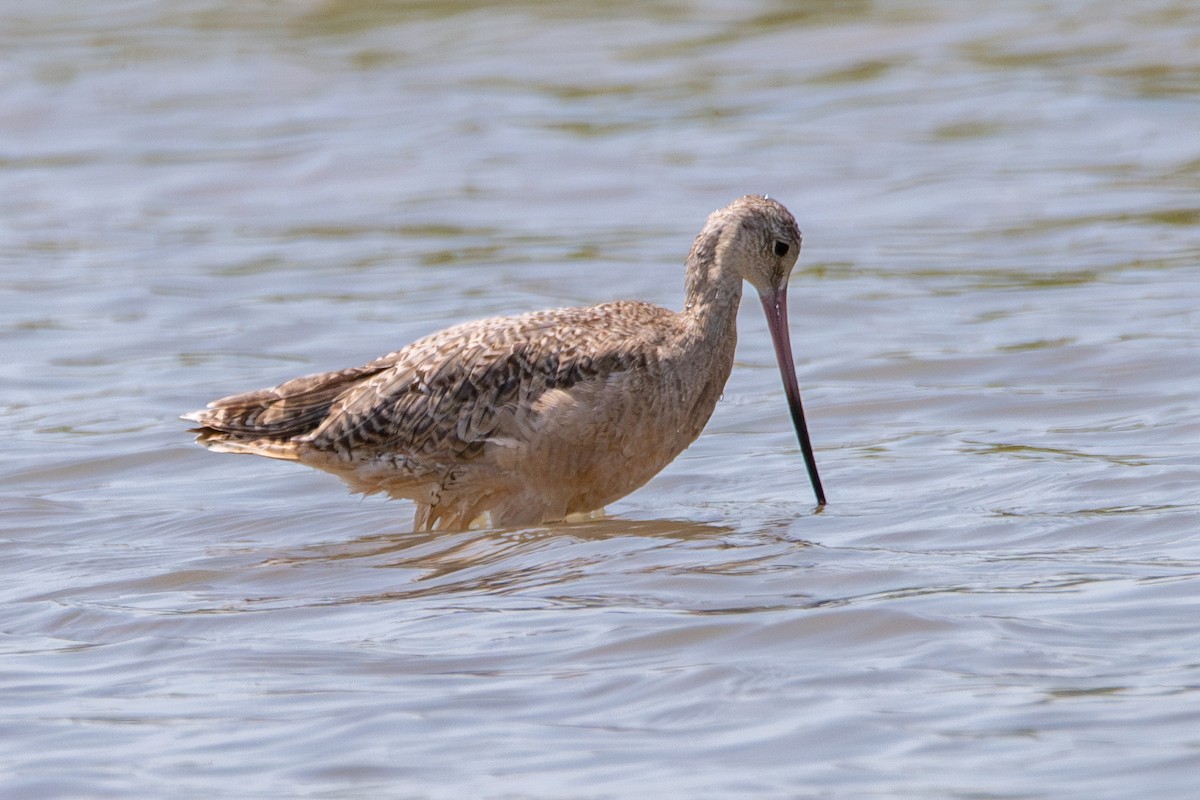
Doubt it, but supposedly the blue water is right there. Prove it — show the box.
[3,1,1199,798]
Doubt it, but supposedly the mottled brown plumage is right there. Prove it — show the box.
[184,195,825,530]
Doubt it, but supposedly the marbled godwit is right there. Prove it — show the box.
[184,195,825,530]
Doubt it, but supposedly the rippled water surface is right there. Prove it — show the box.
[4,1,1200,797]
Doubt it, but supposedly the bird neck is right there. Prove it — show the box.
[681,232,744,347]
[664,236,742,440]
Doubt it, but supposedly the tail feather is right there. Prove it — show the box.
[183,362,389,457]
[188,427,302,461]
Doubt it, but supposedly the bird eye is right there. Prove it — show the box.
[773,241,789,257]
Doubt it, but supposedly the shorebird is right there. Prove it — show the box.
[184,195,826,530]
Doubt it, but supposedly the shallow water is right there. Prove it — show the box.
[3,1,1200,797]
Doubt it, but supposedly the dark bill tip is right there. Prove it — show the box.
[758,286,826,507]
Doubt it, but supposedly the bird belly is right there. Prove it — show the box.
[476,375,709,524]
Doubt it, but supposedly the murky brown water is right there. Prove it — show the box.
[3,1,1199,797]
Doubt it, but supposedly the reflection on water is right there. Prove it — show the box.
[3,0,1200,797]
[250,518,746,607]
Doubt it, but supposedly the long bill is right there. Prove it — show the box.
[758,285,827,507]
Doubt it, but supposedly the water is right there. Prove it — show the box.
[3,1,1199,797]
